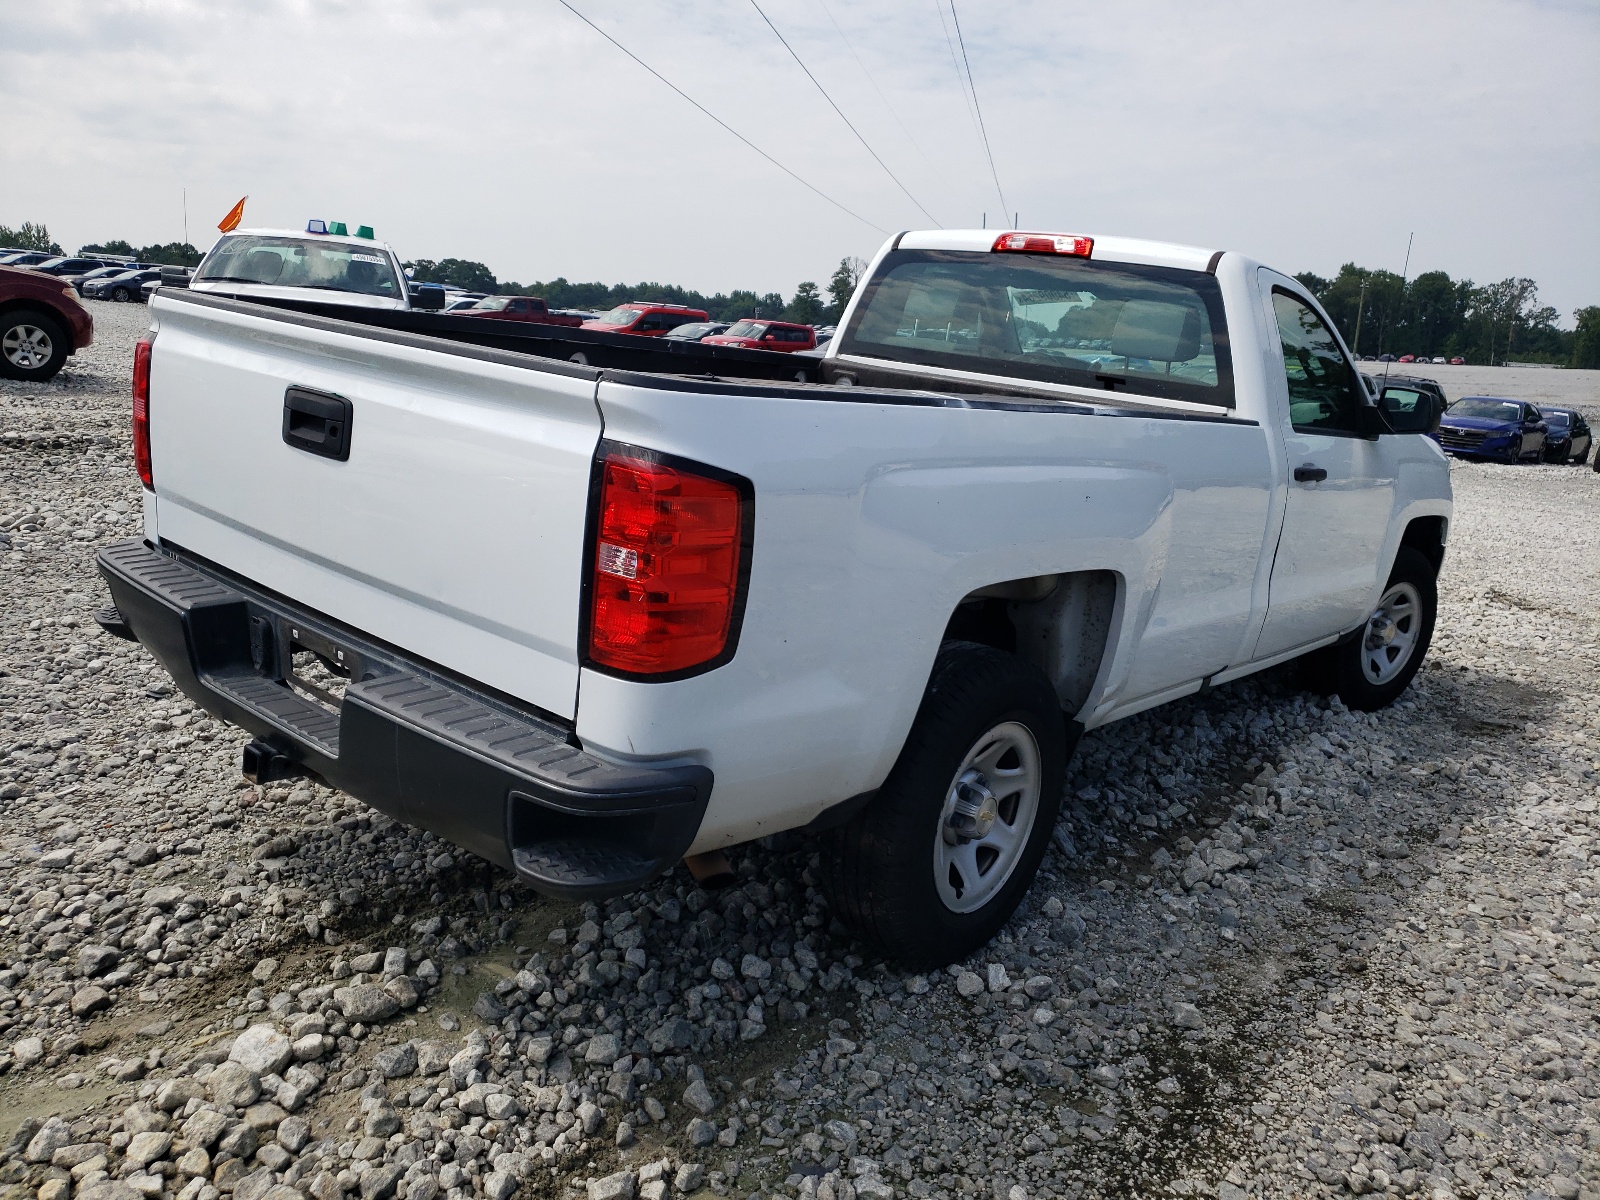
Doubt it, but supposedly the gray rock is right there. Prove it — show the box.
[587,1171,636,1200]
[955,971,984,997]
[585,1033,622,1064]
[77,944,121,978]
[483,1172,518,1200]
[414,1040,453,1075]
[1171,1002,1205,1030]
[208,1060,263,1107]
[360,1165,404,1200]
[276,1115,311,1153]
[373,1042,417,1078]
[682,1078,718,1114]
[125,1131,172,1167]
[180,1109,229,1150]
[155,1078,204,1112]
[70,985,112,1017]
[686,1118,716,1147]
[24,1118,71,1164]
[333,984,399,1024]
[230,1024,294,1076]
[674,1164,704,1193]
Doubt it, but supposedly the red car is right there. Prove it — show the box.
[1449,357,1466,365]
[1398,354,1416,363]
[582,302,709,337]
[453,295,584,328]
[702,319,817,353]
[0,265,94,381]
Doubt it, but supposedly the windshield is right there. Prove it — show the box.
[470,296,511,311]
[196,235,402,298]
[665,323,714,338]
[1543,411,1570,427]
[1449,398,1522,421]
[840,249,1233,406]
[595,305,645,325]
[725,321,767,338]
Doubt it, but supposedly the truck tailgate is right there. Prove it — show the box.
[146,291,600,721]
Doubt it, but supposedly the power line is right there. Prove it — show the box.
[747,0,942,227]
[815,0,954,201]
[933,0,984,150]
[949,2,1008,220]
[554,0,886,234]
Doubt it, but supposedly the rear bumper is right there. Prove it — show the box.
[96,539,711,899]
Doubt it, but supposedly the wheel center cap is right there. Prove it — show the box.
[1367,614,1397,648]
[945,771,997,843]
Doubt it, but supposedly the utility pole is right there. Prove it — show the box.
[182,188,188,250]
[1352,280,1368,356]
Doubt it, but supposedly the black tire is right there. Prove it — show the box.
[1574,442,1590,467]
[1506,436,1523,463]
[0,310,70,382]
[818,641,1066,968]
[111,287,131,302]
[1302,546,1437,712]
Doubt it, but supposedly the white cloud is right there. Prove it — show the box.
[2,0,1595,313]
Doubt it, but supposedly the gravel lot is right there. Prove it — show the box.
[2,302,1597,1200]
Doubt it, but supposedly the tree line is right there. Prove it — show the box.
[1293,263,1598,368]
[9,218,1595,364]
[403,256,869,325]
[2,222,204,267]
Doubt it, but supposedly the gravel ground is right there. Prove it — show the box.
[1,303,1598,1200]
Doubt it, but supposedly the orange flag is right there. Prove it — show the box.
[217,196,247,233]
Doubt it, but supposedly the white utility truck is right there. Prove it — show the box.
[98,228,1451,965]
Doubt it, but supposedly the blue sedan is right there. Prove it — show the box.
[1433,396,1548,463]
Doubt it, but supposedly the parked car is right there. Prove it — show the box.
[141,269,193,303]
[1449,357,1466,365]
[190,224,412,310]
[66,264,154,294]
[26,256,117,278]
[450,295,585,327]
[1435,396,1548,462]
[1430,357,1447,365]
[101,226,1451,966]
[1377,354,1397,363]
[702,319,818,352]
[84,268,165,302]
[0,251,55,268]
[662,321,732,342]
[0,264,94,381]
[582,302,709,336]
[1539,408,1592,465]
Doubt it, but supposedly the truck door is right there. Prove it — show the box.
[1253,272,1397,661]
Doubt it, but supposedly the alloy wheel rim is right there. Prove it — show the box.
[1362,581,1422,685]
[2,324,53,370]
[933,720,1041,914]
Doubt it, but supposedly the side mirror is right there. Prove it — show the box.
[1378,391,1441,435]
[410,283,445,311]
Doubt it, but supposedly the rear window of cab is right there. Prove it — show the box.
[839,249,1234,408]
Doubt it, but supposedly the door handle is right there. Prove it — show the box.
[283,387,353,461]
[1293,465,1328,483]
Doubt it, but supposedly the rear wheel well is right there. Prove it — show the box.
[941,571,1117,717]
[1400,516,1447,575]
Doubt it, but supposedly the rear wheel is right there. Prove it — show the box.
[111,287,131,302]
[0,310,69,382]
[1302,546,1437,711]
[818,641,1066,968]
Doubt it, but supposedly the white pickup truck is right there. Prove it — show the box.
[97,228,1451,966]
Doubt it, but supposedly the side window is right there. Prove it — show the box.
[638,312,665,331]
[508,299,528,312]
[1271,290,1366,433]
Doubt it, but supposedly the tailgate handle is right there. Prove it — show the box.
[283,387,353,462]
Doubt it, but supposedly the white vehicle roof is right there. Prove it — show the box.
[219,227,401,255]
[896,228,1218,273]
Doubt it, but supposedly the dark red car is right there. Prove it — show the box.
[0,265,94,381]
[702,319,817,353]
[454,295,585,328]
[582,302,709,337]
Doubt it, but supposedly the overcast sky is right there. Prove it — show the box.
[3,0,1596,316]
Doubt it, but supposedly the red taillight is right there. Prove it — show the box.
[992,232,1093,257]
[587,451,748,676]
[132,336,153,490]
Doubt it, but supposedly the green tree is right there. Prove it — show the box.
[0,222,63,254]
[137,242,203,267]
[404,258,498,293]
[785,281,824,324]
[1572,307,1600,369]
[80,239,136,257]
[827,256,868,321]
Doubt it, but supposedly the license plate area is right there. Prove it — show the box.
[279,620,363,714]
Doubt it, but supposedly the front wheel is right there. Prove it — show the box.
[0,311,69,382]
[1506,436,1523,463]
[818,641,1066,968]
[1303,546,1437,711]
[111,287,130,302]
